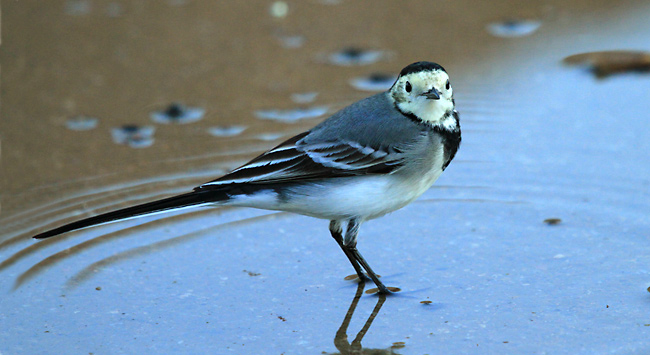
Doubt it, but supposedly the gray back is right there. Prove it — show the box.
[302,92,430,148]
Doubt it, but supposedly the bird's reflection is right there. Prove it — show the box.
[328,281,403,355]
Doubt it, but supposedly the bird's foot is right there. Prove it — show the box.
[344,274,400,294]
[343,273,378,283]
[365,286,401,295]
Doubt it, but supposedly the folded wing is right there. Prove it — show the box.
[198,132,406,189]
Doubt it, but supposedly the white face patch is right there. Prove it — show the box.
[390,69,456,129]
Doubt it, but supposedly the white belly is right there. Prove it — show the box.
[227,167,443,221]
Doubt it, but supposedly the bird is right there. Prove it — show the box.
[32,61,461,294]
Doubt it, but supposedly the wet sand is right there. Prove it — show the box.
[2,0,650,353]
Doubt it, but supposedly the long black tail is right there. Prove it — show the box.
[33,189,227,240]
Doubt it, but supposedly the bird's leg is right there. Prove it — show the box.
[330,220,367,281]
[343,219,391,294]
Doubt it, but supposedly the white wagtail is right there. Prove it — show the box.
[33,61,461,294]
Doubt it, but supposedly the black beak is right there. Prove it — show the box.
[421,88,441,100]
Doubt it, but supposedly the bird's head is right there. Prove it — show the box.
[390,62,456,128]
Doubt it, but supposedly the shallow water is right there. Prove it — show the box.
[2,0,650,353]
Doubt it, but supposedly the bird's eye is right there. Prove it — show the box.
[405,81,412,93]
[445,80,450,90]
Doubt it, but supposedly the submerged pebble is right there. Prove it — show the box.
[486,19,541,38]
[290,92,319,104]
[544,218,562,225]
[275,33,305,48]
[269,1,289,18]
[563,51,650,78]
[111,125,155,148]
[207,125,247,137]
[255,106,328,123]
[350,73,397,91]
[105,2,123,17]
[66,116,98,131]
[151,103,205,124]
[64,0,92,16]
[327,47,386,66]
[166,0,188,6]
[254,132,285,141]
